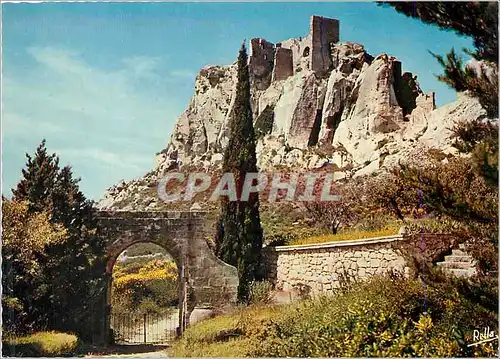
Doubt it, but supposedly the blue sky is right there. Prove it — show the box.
[2,2,474,200]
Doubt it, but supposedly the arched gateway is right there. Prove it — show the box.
[97,210,238,344]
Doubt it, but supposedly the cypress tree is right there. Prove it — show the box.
[215,42,264,302]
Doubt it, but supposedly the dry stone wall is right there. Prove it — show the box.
[263,234,456,296]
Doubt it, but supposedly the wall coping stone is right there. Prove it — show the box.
[265,234,406,252]
[97,210,209,219]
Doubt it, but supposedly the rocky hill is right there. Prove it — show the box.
[98,15,486,211]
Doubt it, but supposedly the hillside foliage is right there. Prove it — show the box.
[169,274,498,357]
[2,331,80,357]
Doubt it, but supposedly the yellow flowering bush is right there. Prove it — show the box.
[2,200,68,334]
[169,274,498,357]
[2,200,67,267]
[112,259,178,315]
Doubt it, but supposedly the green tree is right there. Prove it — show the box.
[41,166,108,339]
[374,3,498,278]
[11,140,108,340]
[1,199,67,335]
[380,2,497,61]
[381,2,498,118]
[215,42,264,302]
[12,139,59,213]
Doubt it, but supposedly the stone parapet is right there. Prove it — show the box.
[263,233,455,296]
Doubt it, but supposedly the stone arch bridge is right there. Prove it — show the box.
[96,210,238,343]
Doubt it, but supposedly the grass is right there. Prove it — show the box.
[168,304,295,357]
[2,331,80,357]
[168,274,498,357]
[289,226,400,246]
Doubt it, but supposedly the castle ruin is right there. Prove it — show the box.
[249,15,340,85]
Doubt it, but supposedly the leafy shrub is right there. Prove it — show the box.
[249,280,274,305]
[354,213,397,232]
[2,331,79,357]
[112,259,178,314]
[252,274,498,357]
[2,200,68,334]
[265,233,296,246]
[371,155,498,275]
[169,274,498,357]
[254,105,274,139]
[405,216,462,234]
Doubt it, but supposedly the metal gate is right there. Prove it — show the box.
[111,310,179,344]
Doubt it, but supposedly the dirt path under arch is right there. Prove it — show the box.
[84,344,169,357]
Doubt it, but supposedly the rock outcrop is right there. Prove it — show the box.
[98,15,488,210]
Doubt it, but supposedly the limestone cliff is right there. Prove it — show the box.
[98,15,487,210]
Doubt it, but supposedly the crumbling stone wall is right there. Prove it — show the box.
[280,36,312,73]
[97,211,238,342]
[310,16,340,75]
[392,60,422,117]
[272,47,294,82]
[263,233,456,296]
[275,16,340,76]
[247,16,341,88]
[249,38,275,90]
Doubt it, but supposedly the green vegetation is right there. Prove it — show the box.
[248,280,274,305]
[254,104,275,139]
[3,4,497,356]
[290,226,400,246]
[260,202,327,244]
[2,332,80,357]
[169,304,288,357]
[215,42,264,302]
[2,200,68,335]
[123,242,171,258]
[382,2,498,118]
[3,140,107,341]
[169,274,498,357]
[111,258,178,315]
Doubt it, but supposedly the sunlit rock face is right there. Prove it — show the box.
[98,15,487,210]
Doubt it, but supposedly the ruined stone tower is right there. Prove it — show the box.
[310,16,340,75]
[248,15,340,86]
